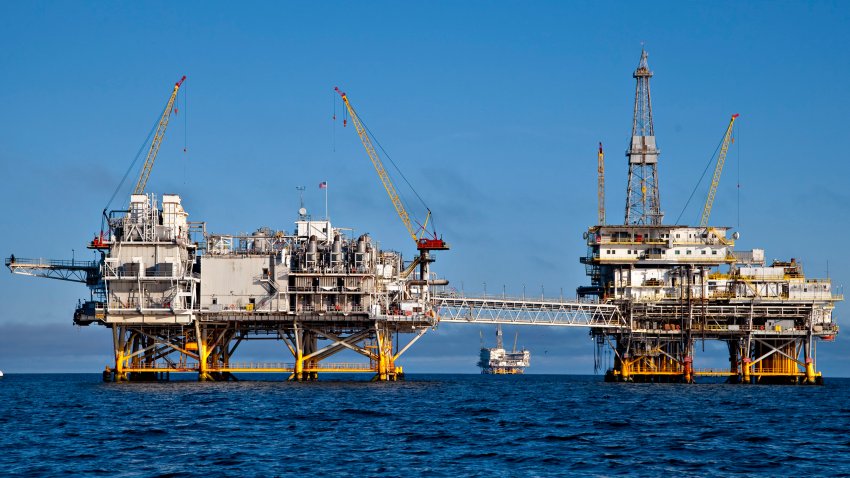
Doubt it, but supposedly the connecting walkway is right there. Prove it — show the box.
[431,294,627,328]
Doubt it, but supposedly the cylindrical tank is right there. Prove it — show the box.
[306,235,318,268]
[331,234,344,266]
[253,231,268,253]
[353,235,368,269]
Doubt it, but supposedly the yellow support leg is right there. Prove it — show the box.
[294,350,304,382]
[112,328,128,382]
[197,337,213,381]
[805,358,816,384]
[621,354,631,382]
[373,326,397,381]
[114,349,128,382]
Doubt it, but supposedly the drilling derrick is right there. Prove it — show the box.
[625,49,663,225]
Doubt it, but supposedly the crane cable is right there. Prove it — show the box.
[183,81,188,185]
[736,121,741,228]
[104,113,162,212]
[356,112,435,234]
[183,81,188,154]
[673,127,728,225]
[104,86,185,212]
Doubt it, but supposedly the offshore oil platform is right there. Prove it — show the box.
[6,80,450,382]
[578,50,841,384]
[478,325,530,374]
[4,50,842,383]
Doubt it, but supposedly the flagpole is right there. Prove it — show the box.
[325,182,329,220]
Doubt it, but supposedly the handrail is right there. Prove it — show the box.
[121,361,375,371]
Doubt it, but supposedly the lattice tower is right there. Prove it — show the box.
[625,49,663,225]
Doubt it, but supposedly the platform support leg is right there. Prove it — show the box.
[804,334,818,384]
[112,327,128,382]
[620,353,631,382]
[196,322,213,382]
[742,357,751,384]
[373,324,398,381]
[290,321,310,381]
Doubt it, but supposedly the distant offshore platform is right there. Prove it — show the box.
[478,325,531,374]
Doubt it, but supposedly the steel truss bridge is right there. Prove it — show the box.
[431,294,627,328]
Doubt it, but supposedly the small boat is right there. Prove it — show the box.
[0,370,4,378]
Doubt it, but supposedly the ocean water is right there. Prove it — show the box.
[1,374,849,477]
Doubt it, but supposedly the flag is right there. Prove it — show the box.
[319,181,327,189]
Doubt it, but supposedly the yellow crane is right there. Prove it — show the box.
[334,87,448,251]
[597,142,605,225]
[134,75,186,194]
[700,113,739,228]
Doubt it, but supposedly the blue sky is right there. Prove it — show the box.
[1,1,848,375]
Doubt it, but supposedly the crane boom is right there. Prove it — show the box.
[335,87,416,243]
[134,75,186,195]
[598,142,605,225]
[700,113,739,228]
[335,87,447,251]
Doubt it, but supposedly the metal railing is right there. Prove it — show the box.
[693,368,735,376]
[123,361,199,371]
[6,257,100,283]
[104,270,181,279]
[745,367,805,375]
[6,257,99,269]
[221,362,294,370]
[289,286,365,293]
[121,361,375,372]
